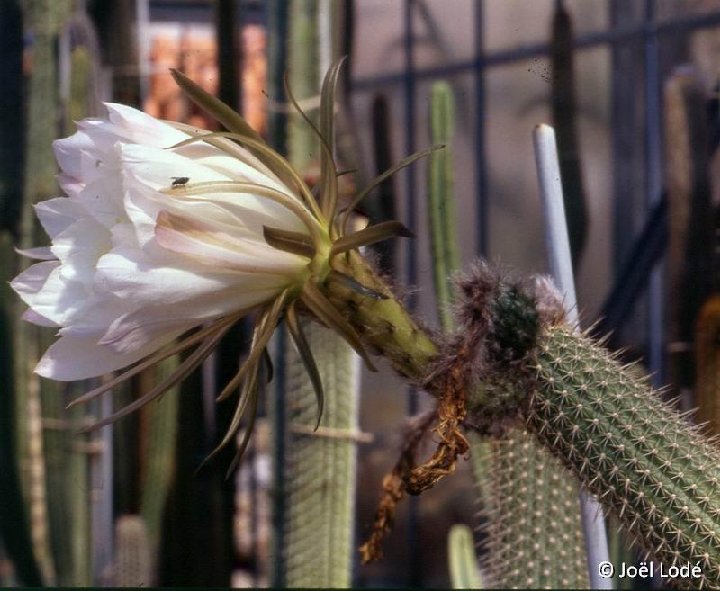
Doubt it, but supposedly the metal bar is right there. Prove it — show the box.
[594,196,667,340]
[351,10,720,92]
[473,0,487,256]
[402,1,421,587]
[217,0,240,112]
[644,0,665,387]
[265,0,289,586]
[533,124,611,590]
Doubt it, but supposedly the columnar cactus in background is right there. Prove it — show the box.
[478,430,588,588]
[426,80,589,589]
[276,3,361,585]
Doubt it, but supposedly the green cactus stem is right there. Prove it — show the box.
[478,429,588,588]
[427,81,460,333]
[528,325,720,587]
[331,258,720,587]
[15,0,73,583]
[326,251,437,382]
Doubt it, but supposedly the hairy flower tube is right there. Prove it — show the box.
[12,62,430,463]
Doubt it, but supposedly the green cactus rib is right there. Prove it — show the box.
[529,325,720,587]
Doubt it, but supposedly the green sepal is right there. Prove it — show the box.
[263,225,315,257]
[170,68,263,143]
[318,58,346,221]
[330,220,414,256]
[341,144,445,234]
[216,290,289,402]
[300,281,376,372]
[285,303,325,431]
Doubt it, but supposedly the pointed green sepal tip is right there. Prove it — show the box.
[169,67,262,142]
[285,303,325,431]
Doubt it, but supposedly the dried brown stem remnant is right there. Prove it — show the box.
[358,411,435,563]
[359,338,473,563]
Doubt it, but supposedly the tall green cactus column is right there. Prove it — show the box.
[282,321,360,587]
[271,1,360,586]
[0,0,41,585]
[15,0,73,584]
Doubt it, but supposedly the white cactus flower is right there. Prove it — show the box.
[11,62,423,464]
[12,102,316,381]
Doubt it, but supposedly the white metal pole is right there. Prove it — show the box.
[533,123,611,590]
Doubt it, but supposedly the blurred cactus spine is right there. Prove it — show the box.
[272,1,359,587]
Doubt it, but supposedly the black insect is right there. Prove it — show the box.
[171,176,190,188]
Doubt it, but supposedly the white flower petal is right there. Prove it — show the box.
[12,261,59,306]
[35,328,188,381]
[105,103,188,147]
[50,217,112,283]
[154,209,309,275]
[94,248,284,308]
[15,246,57,261]
[98,311,198,354]
[34,197,88,239]
[16,101,318,382]
[73,171,127,228]
[52,130,99,181]
[11,261,87,325]
[22,308,60,327]
[120,143,307,233]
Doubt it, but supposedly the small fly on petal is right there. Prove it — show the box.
[171,176,190,188]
